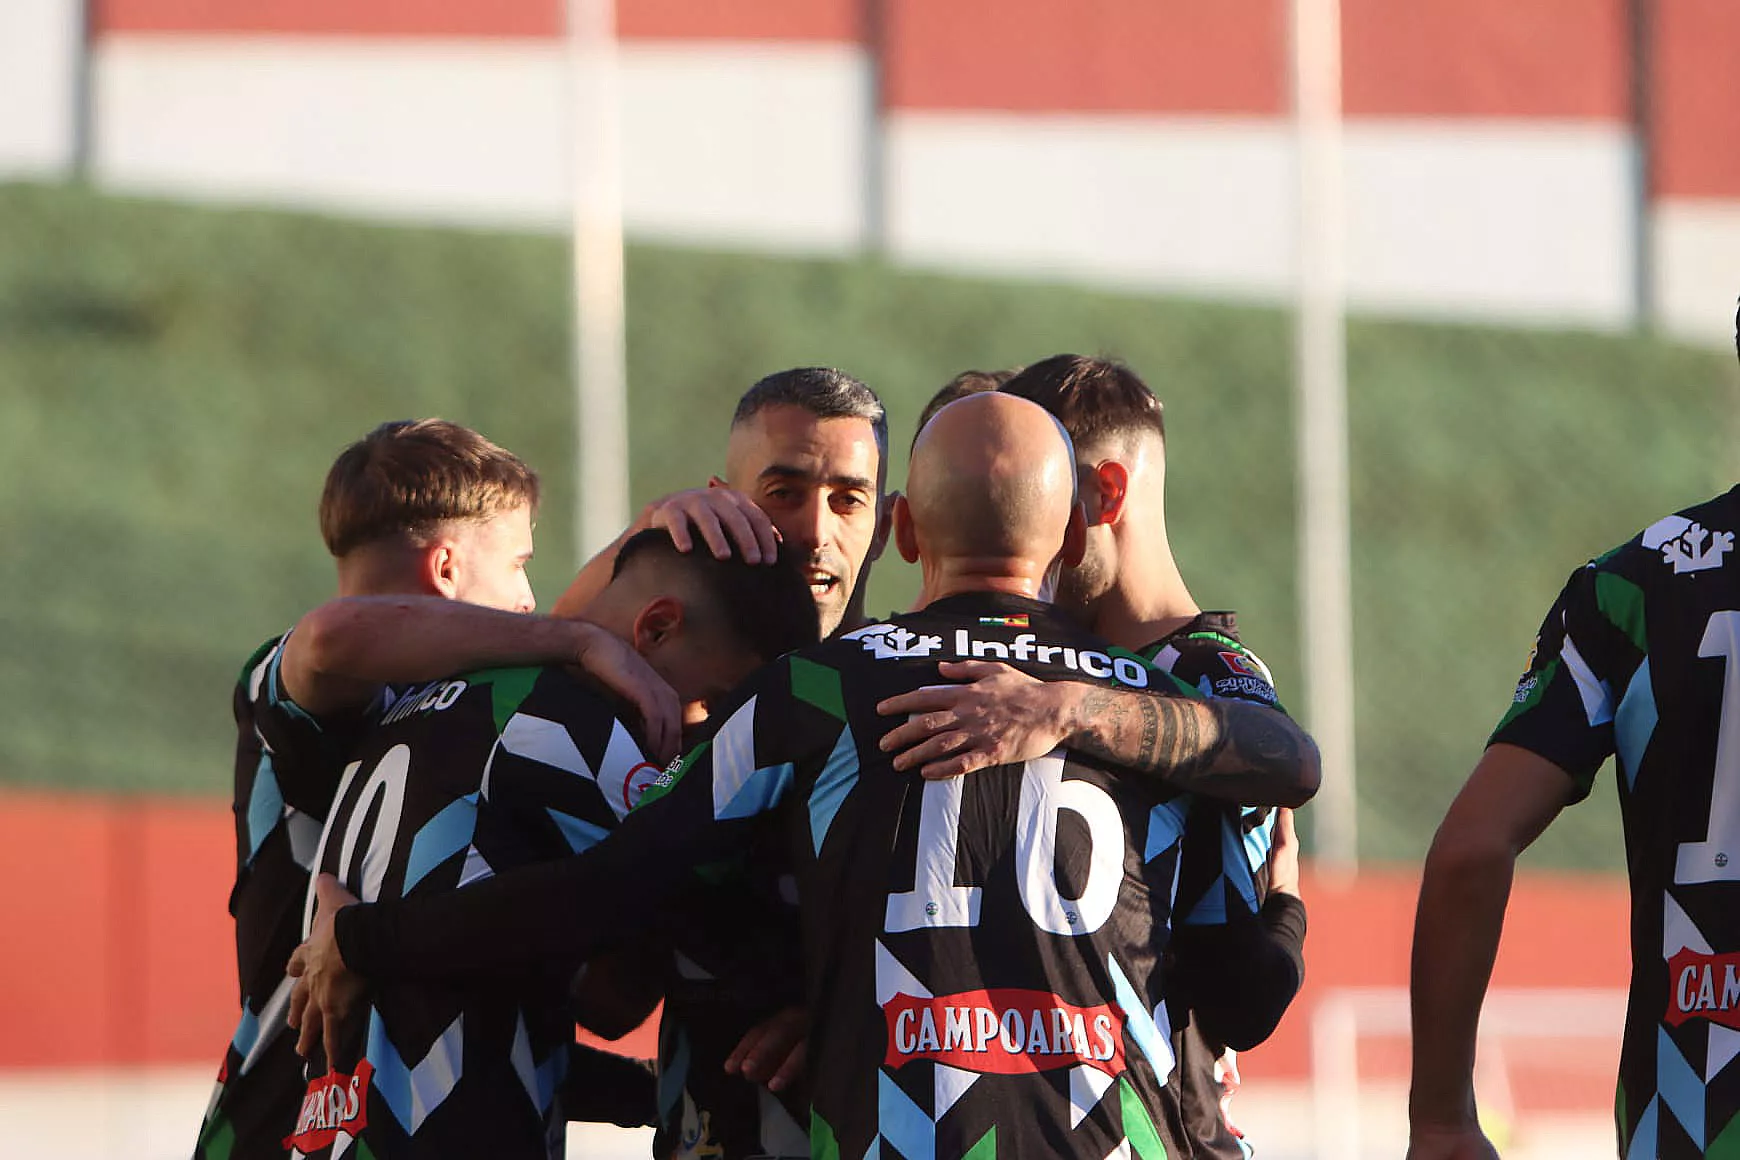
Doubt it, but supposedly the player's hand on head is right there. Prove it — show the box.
[1267,807,1301,900]
[1405,1123,1502,1160]
[287,874,366,1060]
[644,486,780,564]
[570,621,682,763]
[876,661,1072,779]
[724,1006,808,1094]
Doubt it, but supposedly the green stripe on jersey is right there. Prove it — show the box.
[458,666,541,735]
[810,1110,841,1160]
[791,655,846,720]
[1119,1076,1168,1160]
[962,1125,998,1160]
[1493,658,1561,734]
[1595,571,1648,654]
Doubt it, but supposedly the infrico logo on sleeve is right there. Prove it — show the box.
[843,624,1152,688]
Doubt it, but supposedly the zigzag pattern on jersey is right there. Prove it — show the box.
[1623,894,1740,1157]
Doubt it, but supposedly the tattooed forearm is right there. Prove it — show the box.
[1068,689,1320,807]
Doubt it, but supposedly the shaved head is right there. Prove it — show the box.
[905,393,1078,564]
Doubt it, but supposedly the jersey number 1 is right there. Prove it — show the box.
[885,753,1125,936]
[1676,611,1740,884]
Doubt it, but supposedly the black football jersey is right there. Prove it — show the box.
[1491,487,1740,1158]
[1143,614,1292,1160]
[288,664,656,1160]
[195,634,382,1160]
[336,594,1261,1159]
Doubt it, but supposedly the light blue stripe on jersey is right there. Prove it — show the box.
[1144,798,1188,863]
[1657,1027,1704,1145]
[808,725,859,854]
[877,1071,935,1160]
[1107,953,1173,1079]
[403,794,479,891]
[230,1006,260,1057]
[543,806,610,856]
[1241,806,1276,876]
[1626,1097,1658,1160]
[718,763,794,821]
[1614,659,1656,792]
[244,755,282,863]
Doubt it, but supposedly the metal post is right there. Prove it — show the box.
[860,0,888,253]
[1628,0,1656,329]
[1291,0,1358,870]
[567,0,631,561]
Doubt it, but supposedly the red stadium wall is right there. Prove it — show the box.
[0,787,1628,1083]
[95,0,1740,202]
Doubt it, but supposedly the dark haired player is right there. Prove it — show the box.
[1408,314,1740,1159]
[282,530,819,1159]
[292,393,1318,1159]
[553,367,894,1158]
[196,420,679,1160]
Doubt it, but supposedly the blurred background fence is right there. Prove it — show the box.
[3,1,1739,1155]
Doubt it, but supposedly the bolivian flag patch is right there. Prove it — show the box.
[978,615,1030,627]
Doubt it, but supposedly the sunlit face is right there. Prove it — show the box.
[726,405,882,636]
[446,504,536,613]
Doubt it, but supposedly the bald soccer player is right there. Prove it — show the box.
[292,393,1319,1159]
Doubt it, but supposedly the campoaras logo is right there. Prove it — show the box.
[1667,949,1740,1030]
[285,1061,373,1152]
[883,988,1125,1076]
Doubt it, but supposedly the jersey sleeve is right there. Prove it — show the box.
[1488,557,1645,801]
[334,658,810,984]
[243,633,359,819]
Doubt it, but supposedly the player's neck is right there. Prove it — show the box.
[334,548,435,599]
[1091,548,1199,650]
[915,558,1049,608]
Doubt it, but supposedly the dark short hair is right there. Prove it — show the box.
[911,369,1019,451]
[1000,355,1165,450]
[733,367,889,466]
[319,419,539,557]
[613,529,820,662]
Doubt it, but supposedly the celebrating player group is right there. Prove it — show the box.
[193,326,1740,1160]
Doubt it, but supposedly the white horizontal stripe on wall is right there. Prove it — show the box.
[887,113,1637,327]
[1653,200,1740,348]
[0,0,84,174]
[94,36,869,249]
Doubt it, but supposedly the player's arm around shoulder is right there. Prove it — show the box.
[875,658,1319,807]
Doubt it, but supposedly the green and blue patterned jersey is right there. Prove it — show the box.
[196,634,386,1160]
[338,592,1271,1160]
[1491,486,1740,1158]
[292,663,656,1160]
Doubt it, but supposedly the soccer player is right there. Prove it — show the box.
[551,366,892,1158]
[877,355,1309,1156]
[556,367,890,640]
[1407,324,1740,1158]
[292,391,1319,1159]
[281,530,818,1159]
[909,369,1017,451]
[196,420,678,1160]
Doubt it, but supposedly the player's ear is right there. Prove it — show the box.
[869,492,896,563]
[707,475,728,489]
[1093,461,1130,526]
[893,494,919,564]
[1062,502,1088,569]
[426,541,461,599]
[632,595,685,655]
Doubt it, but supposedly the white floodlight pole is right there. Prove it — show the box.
[1291,0,1358,870]
[567,0,631,560]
